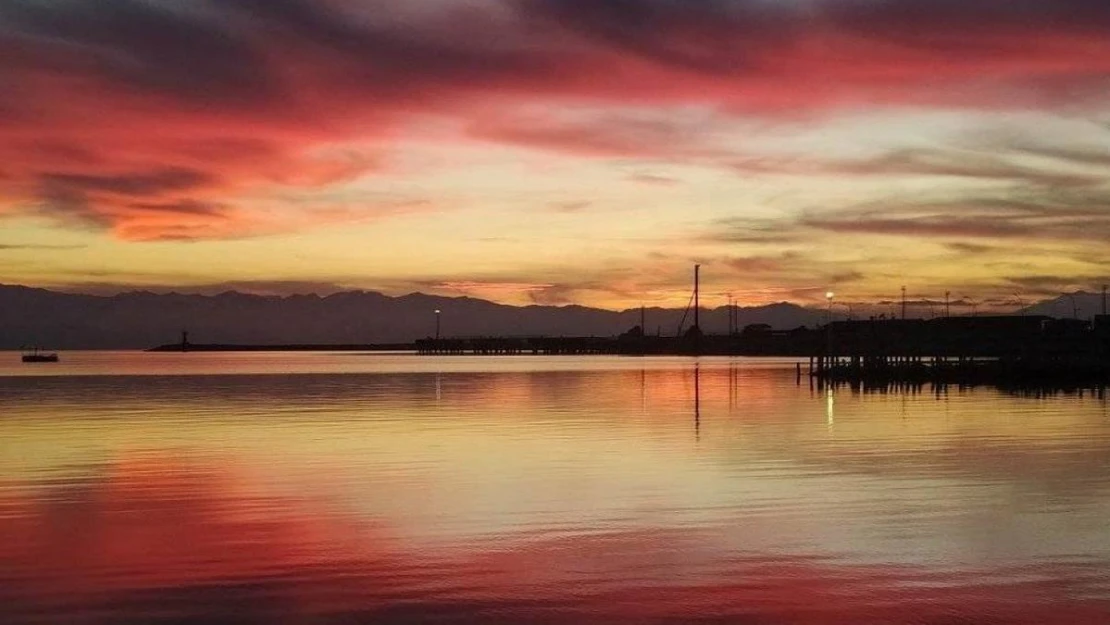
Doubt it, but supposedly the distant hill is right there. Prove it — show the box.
[1020,291,1108,319]
[0,284,826,349]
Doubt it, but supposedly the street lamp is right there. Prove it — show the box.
[434,309,441,340]
[825,291,835,364]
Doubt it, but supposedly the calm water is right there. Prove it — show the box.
[2,352,1110,624]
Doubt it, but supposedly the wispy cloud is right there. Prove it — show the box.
[0,243,87,251]
[3,0,1110,241]
[800,192,1110,242]
[547,200,594,213]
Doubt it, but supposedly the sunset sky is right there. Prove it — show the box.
[2,0,1109,309]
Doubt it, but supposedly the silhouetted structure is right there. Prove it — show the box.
[21,347,59,363]
[811,315,1110,386]
[149,343,415,352]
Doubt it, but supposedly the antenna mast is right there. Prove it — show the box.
[694,265,701,333]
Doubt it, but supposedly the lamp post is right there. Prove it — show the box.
[825,292,835,364]
[434,309,441,340]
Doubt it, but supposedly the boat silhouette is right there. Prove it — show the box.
[21,347,59,363]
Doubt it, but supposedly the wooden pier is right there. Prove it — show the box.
[415,337,621,356]
[810,315,1110,388]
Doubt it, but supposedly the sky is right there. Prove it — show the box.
[1,0,1109,310]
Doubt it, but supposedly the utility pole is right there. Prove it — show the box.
[945,291,950,318]
[1103,285,1107,316]
[825,291,834,361]
[901,286,907,320]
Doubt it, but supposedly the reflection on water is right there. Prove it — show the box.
[2,353,1110,623]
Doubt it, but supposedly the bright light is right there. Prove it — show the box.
[434,309,441,314]
[825,291,835,300]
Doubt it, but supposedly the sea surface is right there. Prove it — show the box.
[2,351,1109,624]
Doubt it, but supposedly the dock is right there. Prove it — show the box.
[415,337,620,355]
[810,315,1110,388]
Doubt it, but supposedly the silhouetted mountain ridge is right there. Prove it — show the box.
[1,284,825,349]
[1020,291,1108,319]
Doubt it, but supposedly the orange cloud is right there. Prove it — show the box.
[2,0,1110,241]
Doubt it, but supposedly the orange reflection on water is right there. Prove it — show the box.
[2,457,1109,625]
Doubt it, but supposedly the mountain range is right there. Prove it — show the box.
[1,284,823,349]
[2,284,1105,350]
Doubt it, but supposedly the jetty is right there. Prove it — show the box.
[415,336,618,356]
[810,314,1110,387]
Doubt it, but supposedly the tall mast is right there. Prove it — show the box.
[694,265,701,332]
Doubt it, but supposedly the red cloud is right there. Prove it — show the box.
[2,0,1110,239]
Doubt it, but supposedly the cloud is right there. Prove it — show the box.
[2,0,1110,239]
[704,217,807,245]
[54,280,357,297]
[433,280,559,299]
[528,283,582,306]
[41,168,217,197]
[468,108,1110,195]
[548,200,594,213]
[728,146,1110,187]
[946,242,996,255]
[723,254,793,274]
[1005,275,1099,294]
[467,109,716,159]
[626,172,680,186]
[801,193,1110,242]
[0,244,86,251]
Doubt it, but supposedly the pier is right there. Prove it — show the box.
[415,336,621,355]
[810,315,1110,388]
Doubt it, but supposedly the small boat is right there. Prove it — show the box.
[21,347,59,363]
